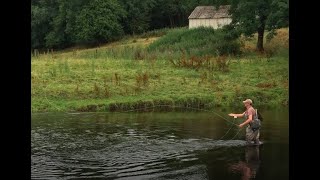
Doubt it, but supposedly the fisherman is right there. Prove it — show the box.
[228,99,261,145]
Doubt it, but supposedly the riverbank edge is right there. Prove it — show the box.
[32,94,288,113]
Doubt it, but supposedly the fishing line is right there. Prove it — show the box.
[219,117,236,140]
[105,104,240,126]
[41,83,63,111]
[44,93,62,111]
[81,104,243,141]
[231,128,243,140]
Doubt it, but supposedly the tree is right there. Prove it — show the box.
[150,0,192,29]
[73,0,127,45]
[44,0,68,48]
[45,0,89,48]
[120,0,155,35]
[31,0,59,49]
[230,0,288,51]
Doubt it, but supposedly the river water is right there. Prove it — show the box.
[31,108,288,179]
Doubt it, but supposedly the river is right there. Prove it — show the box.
[32,108,288,179]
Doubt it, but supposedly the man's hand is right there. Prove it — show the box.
[228,113,235,117]
[238,123,244,128]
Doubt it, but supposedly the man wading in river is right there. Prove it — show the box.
[228,99,261,145]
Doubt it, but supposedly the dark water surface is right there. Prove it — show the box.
[31,108,288,180]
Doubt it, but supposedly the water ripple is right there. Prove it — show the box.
[32,111,288,179]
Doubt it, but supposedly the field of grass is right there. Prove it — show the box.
[31,28,288,112]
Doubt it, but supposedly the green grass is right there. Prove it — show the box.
[31,28,288,112]
[147,27,240,57]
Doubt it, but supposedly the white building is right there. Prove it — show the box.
[188,5,232,29]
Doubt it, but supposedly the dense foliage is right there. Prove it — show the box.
[32,0,288,50]
[31,0,231,49]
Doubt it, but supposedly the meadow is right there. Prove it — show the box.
[31,28,288,112]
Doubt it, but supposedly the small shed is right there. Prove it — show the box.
[188,5,232,29]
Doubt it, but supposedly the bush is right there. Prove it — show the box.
[147,27,241,56]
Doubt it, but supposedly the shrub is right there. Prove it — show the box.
[148,27,241,56]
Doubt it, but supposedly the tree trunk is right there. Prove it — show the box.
[169,16,173,27]
[257,28,264,52]
[256,16,267,52]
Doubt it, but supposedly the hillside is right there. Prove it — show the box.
[31,28,288,112]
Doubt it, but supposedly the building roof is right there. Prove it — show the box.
[188,5,231,19]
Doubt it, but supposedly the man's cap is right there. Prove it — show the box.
[243,99,253,104]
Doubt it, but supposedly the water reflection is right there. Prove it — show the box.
[32,110,288,180]
[229,146,261,180]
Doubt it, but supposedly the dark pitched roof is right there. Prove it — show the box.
[188,5,231,19]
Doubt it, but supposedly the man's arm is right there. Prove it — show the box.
[229,112,245,118]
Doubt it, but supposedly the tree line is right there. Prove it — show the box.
[32,0,288,51]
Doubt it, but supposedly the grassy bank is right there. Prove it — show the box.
[31,28,288,112]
